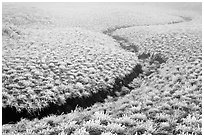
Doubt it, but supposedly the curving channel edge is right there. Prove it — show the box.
[2,64,143,124]
[2,16,192,125]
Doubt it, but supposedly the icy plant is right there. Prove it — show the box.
[106,123,126,134]
[182,114,200,126]
[58,121,78,135]
[176,123,202,135]
[134,123,148,135]
[71,127,89,135]
[92,111,112,124]
[131,113,147,121]
[155,113,170,122]
[115,114,134,126]
[83,119,104,135]
[144,120,154,134]
[148,108,160,114]
[42,115,63,126]
[159,122,170,130]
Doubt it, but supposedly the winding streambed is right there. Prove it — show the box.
[2,15,193,125]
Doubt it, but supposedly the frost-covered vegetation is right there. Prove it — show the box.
[2,26,139,112]
[2,3,141,112]
[2,2,202,135]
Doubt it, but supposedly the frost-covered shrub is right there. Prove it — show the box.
[148,108,160,114]
[131,113,147,121]
[160,122,170,130]
[83,119,105,135]
[155,113,169,122]
[129,106,142,113]
[115,115,134,126]
[92,111,112,124]
[176,123,202,135]
[182,114,200,126]
[106,123,126,134]
[59,121,78,135]
[117,103,131,111]
[74,82,85,92]
[71,127,89,135]
[134,124,148,135]
[43,115,63,126]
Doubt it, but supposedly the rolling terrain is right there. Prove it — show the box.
[2,2,202,135]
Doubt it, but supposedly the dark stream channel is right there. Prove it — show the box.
[2,16,191,125]
[2,64,143,124]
